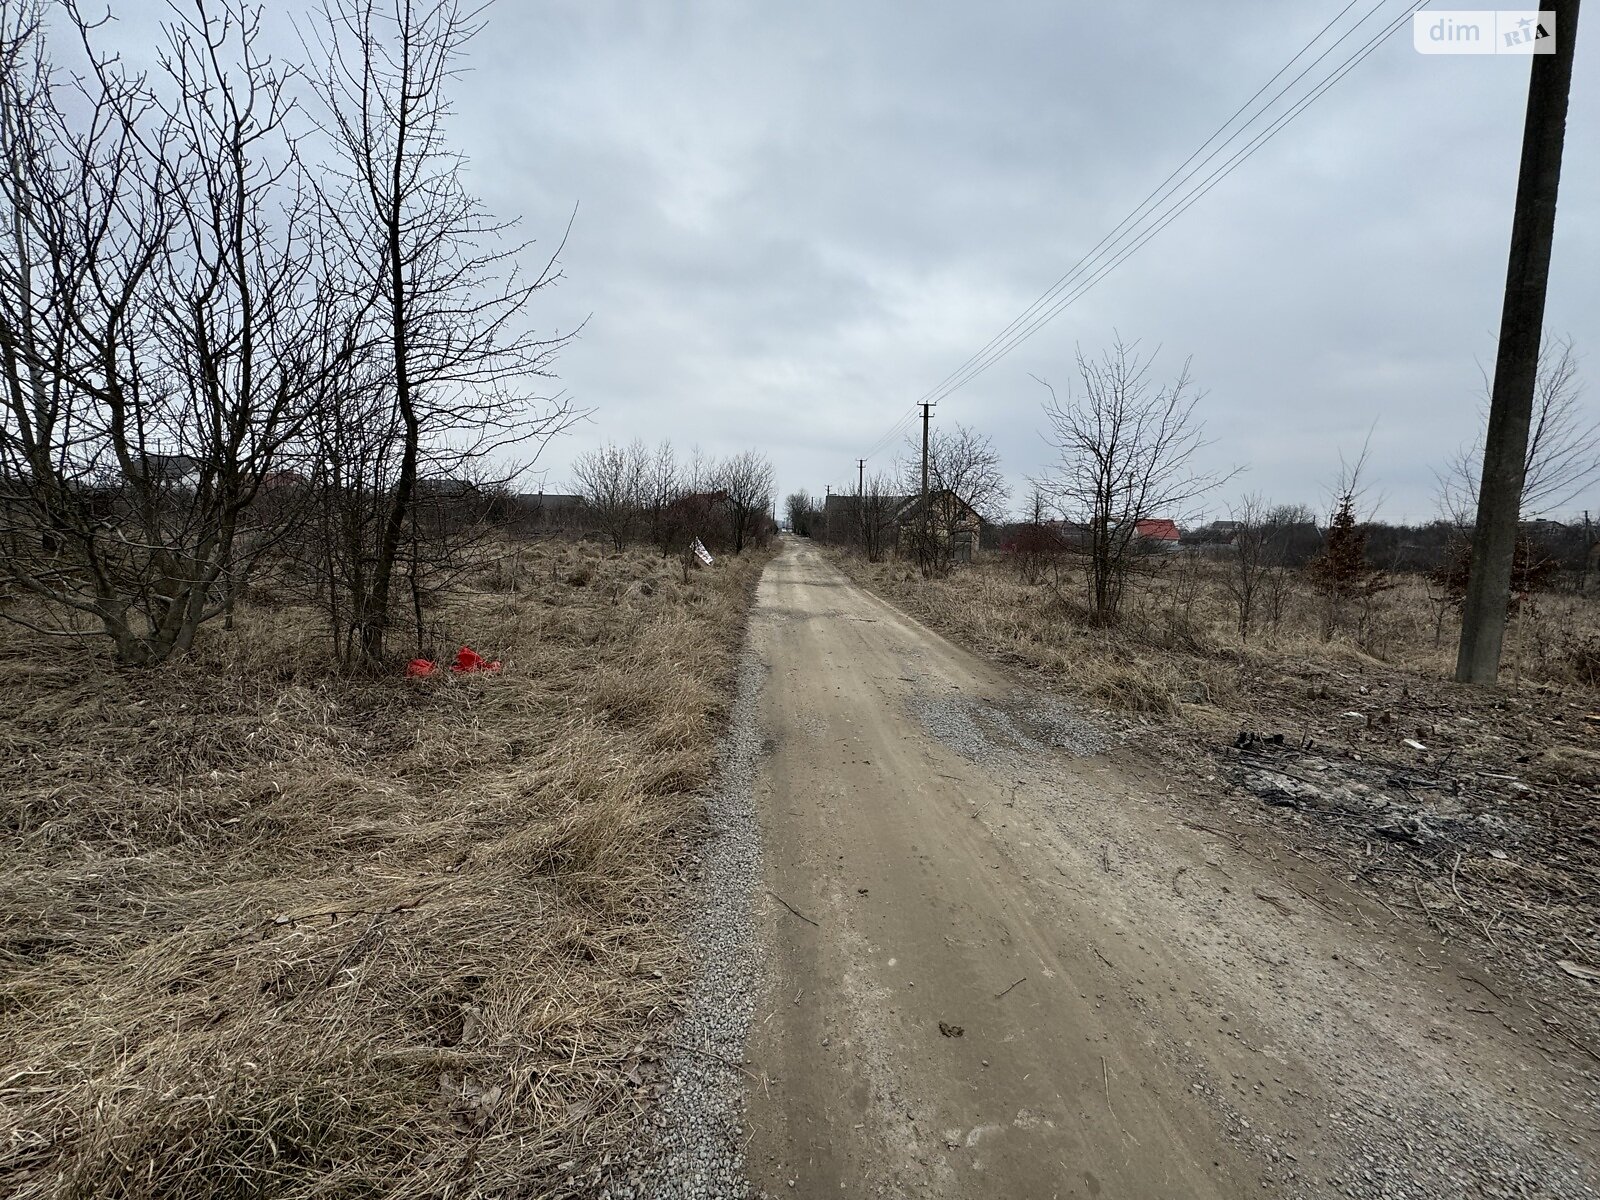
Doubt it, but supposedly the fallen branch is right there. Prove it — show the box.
[994,977,1027,1000]
[653,1037,760,1080]
[767,890,819,927]
[1459,974,1508,1002]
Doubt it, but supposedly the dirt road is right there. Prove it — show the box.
[739,538,1598,1199]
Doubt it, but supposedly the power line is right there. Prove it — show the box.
[915,0,1427,410]
[922,0,1425,407]
[910,0,1377,412]
[924,0,1424,405]
[860,404,921,461]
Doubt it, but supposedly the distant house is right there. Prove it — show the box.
[896,489,985,563]
[1180,519,1241,554]
[260,470,307,492]
[415,477,483,502]
[1134,518,1182,548]
[135,452,205,490]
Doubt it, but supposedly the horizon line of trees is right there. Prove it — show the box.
[796,332,1597,637]
[573,440,776,558]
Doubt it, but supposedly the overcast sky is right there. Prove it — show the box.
[106,1,1598,523]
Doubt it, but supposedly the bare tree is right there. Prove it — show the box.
[0,1,341,663]
[1009,484,1065,585]
[859,471,898,562]
[899,422,1007,572]
[1440,333,1595,524]
[716,449,774,554]
[641,439,680,553]
[1223,494,1270,641]
[784,489,816,536]
[572,441,642,550]
[1035,337,1230,621]
[309,0,580,664]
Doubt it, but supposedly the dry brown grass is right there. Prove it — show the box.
[0,539,771,1198]
[834,551,1600,716]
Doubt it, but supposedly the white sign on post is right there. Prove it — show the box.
[692,538,714,566]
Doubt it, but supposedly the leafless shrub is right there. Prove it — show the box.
[641,440,682,554]
[858,472,900,562]
[1034,337,1232,622]
[1008,485,1065,585]
[899,422,1007,574]
[573,441,645,550]
[0,2,338,663]
[1439,332,1596,525]
[785,489,820,537]
[1223,494,1274,641]
[306,0,582,664]
[715,449,775,554]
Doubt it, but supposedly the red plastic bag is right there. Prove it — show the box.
[451,645,501,673]
[404,658,436,678]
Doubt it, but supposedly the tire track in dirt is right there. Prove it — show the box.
[741,538,1597,1199]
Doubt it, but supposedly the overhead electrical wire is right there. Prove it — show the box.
[859,405,921,461]
[908,0,1377,413]
[859,0,1428,460]
[918,0,1426,408]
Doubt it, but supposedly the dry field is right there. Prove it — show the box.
[0,540,770,1198]
[831,548,1600,1032]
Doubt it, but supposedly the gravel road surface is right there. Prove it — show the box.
[734,538,1597,1199]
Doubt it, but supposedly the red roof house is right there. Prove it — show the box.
[1134,518,1181,544]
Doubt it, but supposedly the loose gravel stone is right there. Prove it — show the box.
[907,683,1111,766]
[604,651,769,1200]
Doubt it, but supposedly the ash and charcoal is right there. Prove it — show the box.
[1223,730,1526,856]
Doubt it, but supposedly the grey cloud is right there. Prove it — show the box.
[96,1,1600,520]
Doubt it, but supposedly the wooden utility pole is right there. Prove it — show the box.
[1456,0,1580,685]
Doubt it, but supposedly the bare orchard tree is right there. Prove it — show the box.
[784,489,816,536]
[1035,338,1231,621]
[899,423,1007,572]
[572,441,644,550]
[859,471,899,562]
[309,0,580,665]
[1223,494,1270,641]
[641,440,680,554]
[0,2,336,663]
[716,450,775,554]
[1439,333,1595,524]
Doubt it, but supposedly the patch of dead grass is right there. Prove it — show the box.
[0,539,772,1198]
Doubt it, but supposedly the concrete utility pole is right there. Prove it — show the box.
[919,403,933,548]
[857,458,866,547]
[1456,0,1581,685]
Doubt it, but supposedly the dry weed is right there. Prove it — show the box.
[0,539,771,1198]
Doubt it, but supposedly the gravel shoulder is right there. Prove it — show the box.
[735,538,1598,1199]
[604,653,770,1200]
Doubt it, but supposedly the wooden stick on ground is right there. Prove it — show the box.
[767,890,820,927]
